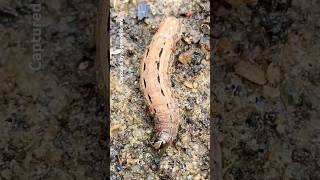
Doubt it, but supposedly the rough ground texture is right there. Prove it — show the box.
[1,0,320,180]
[212,0,320,179]
[0,0,108,179]
[110,0,210,179]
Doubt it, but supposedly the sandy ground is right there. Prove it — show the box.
[212,0,320,179]
[0,0,319,180]
[110,0,210,179]
[1,0,107,179]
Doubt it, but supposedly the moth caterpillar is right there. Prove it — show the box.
[140,17,184,149]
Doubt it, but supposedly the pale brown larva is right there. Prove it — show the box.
[140,17,184,149]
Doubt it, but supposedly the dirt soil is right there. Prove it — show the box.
[212,0,320,179]
[110,0,210,179]
[0,0,319,180]
[1,0,107,179]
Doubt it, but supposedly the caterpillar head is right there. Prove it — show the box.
[152,115,180,150]
[153,131,173,150]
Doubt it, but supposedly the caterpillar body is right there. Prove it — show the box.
[140,17,184,149]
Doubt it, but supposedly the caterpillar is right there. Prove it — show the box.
[140,16,184,149]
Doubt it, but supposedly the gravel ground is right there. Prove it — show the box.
[1,0,107,179]
[0,0,319,180]
[213,0,320,179]
[110,0,210,179]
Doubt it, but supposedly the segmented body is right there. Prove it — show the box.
[140,17,183,148]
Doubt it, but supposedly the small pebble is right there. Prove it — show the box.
[178,51,192,64]
[111,49,122,55]
[194,174,202,180]
[267,63,281,86]
[181,133,191,145]
[263,85,280,98]
[234,61,267,85]
[127,158,136,165]
[183,36,192,44]
[144,18,151,25]
[116,165,123,172]
[78,61,89,70]
[110,124,121,135]
[190,29,201,43]
[137,0,150,20]
[200,24,210,35]
[184,81,194,89]
[193,82,198,89]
